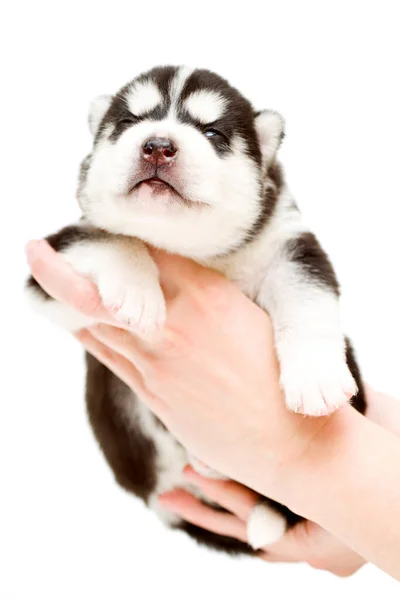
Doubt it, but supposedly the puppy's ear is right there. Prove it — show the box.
[255,110,285,168]
[88,95,113,136]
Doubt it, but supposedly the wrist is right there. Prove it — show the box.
[279,405,400,578]
[271,404,363,520]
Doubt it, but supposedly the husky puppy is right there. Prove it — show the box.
[26,66,366,554]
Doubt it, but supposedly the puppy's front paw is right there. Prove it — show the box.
[98,277,166,332]
[280,344,357,416]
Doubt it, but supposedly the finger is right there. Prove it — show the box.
[329,564,366,578]
[182,466,259,521]
[260,519,320,562]
[258,550,300,563]
[148,249,205,299]
[259,548,363,575]
[158,489,248,543]
[74,328,154,405]
[26,240,115,323]
[86,324,156,376]
[261,520,365,575]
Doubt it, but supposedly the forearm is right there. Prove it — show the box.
[277,406,400,579]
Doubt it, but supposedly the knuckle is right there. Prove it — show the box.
[193,275,232,311]
[158,327,189,358]
[293,519,313,547]
[291,521,322,568]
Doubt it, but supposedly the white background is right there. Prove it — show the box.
[1,1,400,598]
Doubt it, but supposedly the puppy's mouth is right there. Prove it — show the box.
[129,175,194,206]
[126,172,209,207]
[135,177,176,192]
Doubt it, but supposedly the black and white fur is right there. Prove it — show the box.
[26,66,366,555]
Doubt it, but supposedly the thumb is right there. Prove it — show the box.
[148,247,225,300]
[261,520,365,576]
[261,519,320,563]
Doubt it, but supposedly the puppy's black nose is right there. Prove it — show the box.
[142,138,178,164]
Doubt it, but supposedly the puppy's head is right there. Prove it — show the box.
[79,66,284,258]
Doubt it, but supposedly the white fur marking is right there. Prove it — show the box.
[247,502,287,549]
[126,81,162,116]
[169,66,194,117]
[184,90,227,124]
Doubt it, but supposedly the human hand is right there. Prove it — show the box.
[157,386,400,576]
[26,239,342,505]
[159,465,365,577]
[26,240,400,578]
